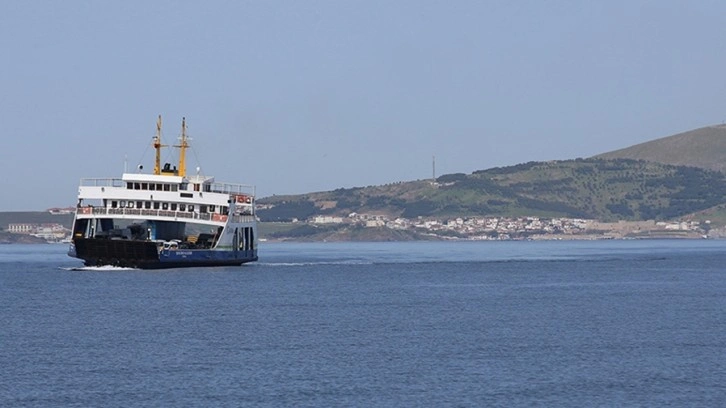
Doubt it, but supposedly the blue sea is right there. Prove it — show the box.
[2,240,726,407]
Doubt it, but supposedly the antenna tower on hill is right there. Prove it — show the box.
[432,155,436,181]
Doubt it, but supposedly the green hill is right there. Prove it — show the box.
[257,158,726,223]
[259,123,726,224]
[595,125,726,172]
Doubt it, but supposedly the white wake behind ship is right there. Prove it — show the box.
[68,116,258,269]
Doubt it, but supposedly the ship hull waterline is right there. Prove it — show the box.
[71,238,258,269]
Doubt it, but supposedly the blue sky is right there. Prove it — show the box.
[2,1,726,210]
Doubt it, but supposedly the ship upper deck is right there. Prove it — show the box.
[73,117,257,227]
[79,174,255,197]
[75,174,256,226]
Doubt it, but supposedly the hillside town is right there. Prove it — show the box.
[0,207,74,243]
[304,213,711,240]
[4,223,72,243]
[0,210,715,244]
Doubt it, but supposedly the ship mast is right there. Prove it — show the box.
[175,117,189,177]
[152,115,165,175]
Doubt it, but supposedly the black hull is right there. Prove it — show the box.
[71,238,257,269]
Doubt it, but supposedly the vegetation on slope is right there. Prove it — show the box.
[257,158,726,222]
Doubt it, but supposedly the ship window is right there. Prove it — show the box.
[144,201,151,209]
[171,203,177,211]
[171,185,178,192]
[180,183,188,191]
[221,206,229,215]
[142,183,148,190]
[153,202,160,209]
[179,204,186,211]
[157,184,163,191]
[208,205,215,213]
[137,201,143,209]
[120,201,126,208]
[128,202,134,208]
[111,201,118,208]
[162,202,168,210]
[194,184,200,192]
[134,183,140,190]
[200,205,207,214]
[188,205,194,212]
[127,182,133,189]
[163,184,170,191]
[149,184,155,191]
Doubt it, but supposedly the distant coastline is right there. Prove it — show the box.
[259,218,719,243]
[0,211,74,244]
[0,232,49,244]
[2,211,724,244]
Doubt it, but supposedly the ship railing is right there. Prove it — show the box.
[209,182,256,197]
[83,207,241,222]
[79,178,125,187]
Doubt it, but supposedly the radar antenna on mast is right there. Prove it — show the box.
[175,117,190,177]
[152,115,166,175]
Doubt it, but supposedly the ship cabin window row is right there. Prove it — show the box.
[109,200,229,215]
[127,182,177,192]
[126,182,212,192]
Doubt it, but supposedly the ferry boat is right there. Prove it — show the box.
[68,116,258,269]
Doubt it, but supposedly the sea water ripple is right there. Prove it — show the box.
[1,240,726,407]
